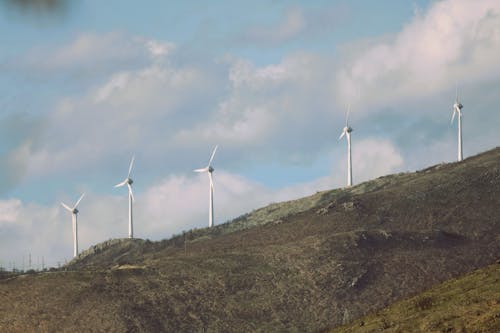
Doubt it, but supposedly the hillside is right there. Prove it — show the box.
[328,262,500,333]
[0,147,499,332]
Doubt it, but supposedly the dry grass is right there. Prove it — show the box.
[328,263,500,333]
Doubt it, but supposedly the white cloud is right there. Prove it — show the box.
[228,59,290,88]
[147,40,175,60]
[95,71,131,102]
[16,50,221,180]
[141,172,266,233]
[336,138,404,185]
[174,52,339,162]
[0,199,64,269]
[174,105,278,146]
[51,33,127,67]
[337,0,500,108]
[20,32,175,77]
[0,199,21,225]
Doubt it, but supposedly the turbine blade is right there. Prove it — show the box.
[339,131,346,140]
[73,193,85,209]
[127,183,135,202]
[451,109,456,124]
[128,155,135,178]
[194,167,208,173]
[114,179,128,187]
[208,145,218,166]
[346,103,350,127]
[61,202,73,212]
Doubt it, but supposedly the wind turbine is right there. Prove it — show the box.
[61,193,85,258]
[115,156,135,238]
[339,105,353,187]
[194,145,218,228]
[451,86,464,161]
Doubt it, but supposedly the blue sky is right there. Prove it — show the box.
[1,0,499,269]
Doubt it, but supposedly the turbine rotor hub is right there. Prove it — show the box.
[73,208,79,214]
[208,166,214,173]
[128,178,133,185]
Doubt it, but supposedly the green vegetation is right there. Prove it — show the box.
[329,263,500,333]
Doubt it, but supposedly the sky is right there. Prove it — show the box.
[0,0,499,269]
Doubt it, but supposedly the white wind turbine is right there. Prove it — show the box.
[451,86,464,162]
[339,105,353,187]
[61,193,85,258]
[115,156,135,238]
[194,145,218,228]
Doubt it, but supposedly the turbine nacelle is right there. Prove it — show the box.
[453,85,464,118]
[61,193,85,216]
[114,177,134,189]
[452,84,464,162]
[194,145,218,175]
[339,126,353,140]
[114,155,135,196]
[339,104,353,140]
[451,103,464,123]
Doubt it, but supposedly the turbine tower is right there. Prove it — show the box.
[115,156,135,238]
[194,145,218,228]
[451,86,464,162]
[339,105,353,187]
[61,193,85,258]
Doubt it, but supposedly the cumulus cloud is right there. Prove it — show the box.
[332,137,405,186]
[351,138,404,182]
[174,52,340,165]
[0,199,63,269]
[19,32,174,78]
[0,199,21,225]
[337,0,500,108]
[15,47,224,180]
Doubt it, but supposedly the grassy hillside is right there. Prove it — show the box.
[328,262,500,333]
[0,148,499,332]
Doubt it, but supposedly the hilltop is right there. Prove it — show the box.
[0,147,499,332]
